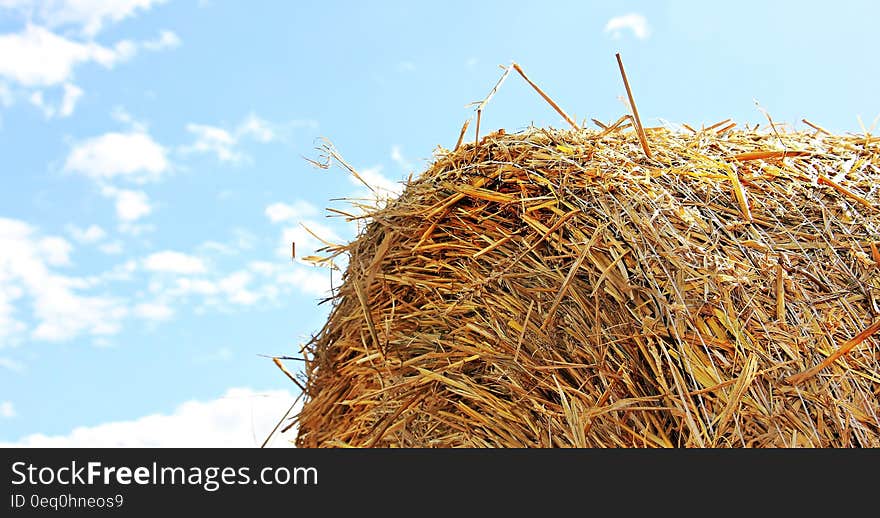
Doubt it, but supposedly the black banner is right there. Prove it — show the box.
[1,448,876,515]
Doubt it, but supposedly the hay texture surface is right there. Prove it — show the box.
[294,125,880,447]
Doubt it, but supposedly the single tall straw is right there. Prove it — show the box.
[616,53,653,159]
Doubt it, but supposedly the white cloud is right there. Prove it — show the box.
[1,387,299,447]
[143,251,207,275]
[99,186,152,223]
[0,0,169,38]
[0,401,14,418]
[264,200,319,223]
[604,13,651,40]
[0,0,176,117]
[133,302,173,321]
[163,269,271,307]
[142,29,180,51]
[352,165,404,197]
[149,253,328,309]
[64,127,167,226]
[398,61,416,72]
[181,114,277,164]
[275,267,331,298]
[0,24,134,87]
[65,131,170,183]
[66,223,106,244]
[264,202,347,295]
[0,218,129,344]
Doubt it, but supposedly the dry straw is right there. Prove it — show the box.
[284,56,880,447]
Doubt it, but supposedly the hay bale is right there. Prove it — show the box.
[293,124,880,447]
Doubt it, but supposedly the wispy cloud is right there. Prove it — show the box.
[65,223,106,244]
[58,82,83,116]
[0,213,329,347]
[604,13,651,40]
[180,113,278,164]
[0,18,178,117]
[27,82,83,118]
[0,217,129,344]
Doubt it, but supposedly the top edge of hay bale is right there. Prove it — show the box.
[293,122,880,448]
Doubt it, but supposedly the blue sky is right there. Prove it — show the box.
[1,1,878,447]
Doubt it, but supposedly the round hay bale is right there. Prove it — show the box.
[294,125,880,447]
